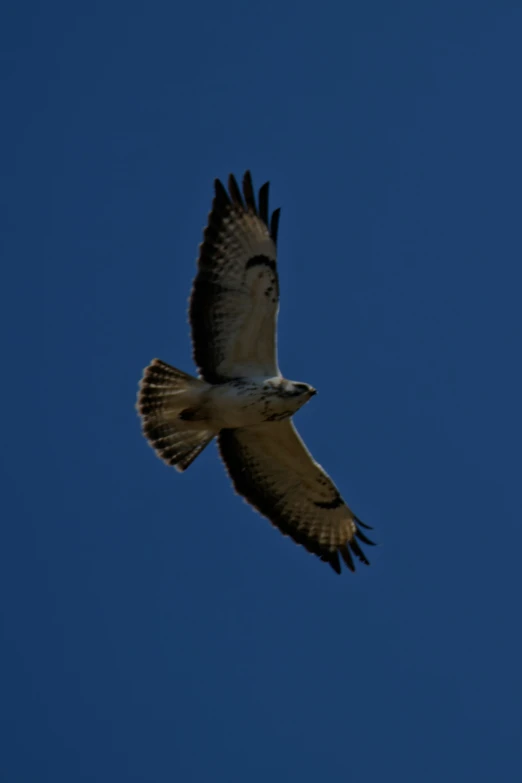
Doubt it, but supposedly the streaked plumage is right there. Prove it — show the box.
[138,172,374,574]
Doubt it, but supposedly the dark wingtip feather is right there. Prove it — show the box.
[354,514,373,530]
[242,171,257,213]
[214,178,230,205]
[228,174,244,207]
[340,544,355,572]
[258,182,269,223]
[270,207,281,244]
[349,538,370,566]
[325,550,341,574]
[355,528,376,546]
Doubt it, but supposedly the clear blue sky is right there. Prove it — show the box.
[2,2,522,781]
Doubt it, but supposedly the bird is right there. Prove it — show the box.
[137,171,374,574]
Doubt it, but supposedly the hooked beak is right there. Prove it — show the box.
[309,387,317,397]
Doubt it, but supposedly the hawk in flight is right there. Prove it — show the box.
[138,172,374,574]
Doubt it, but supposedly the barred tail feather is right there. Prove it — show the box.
[137,359,215,471]
[142,418,214,471]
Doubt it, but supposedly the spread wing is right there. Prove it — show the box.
[190,171,281,384]
[218,421,374,574]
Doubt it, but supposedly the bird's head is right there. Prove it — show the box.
[265,378,317,403]
[289,381,317,398]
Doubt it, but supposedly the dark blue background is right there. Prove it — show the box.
[2,2,522,781]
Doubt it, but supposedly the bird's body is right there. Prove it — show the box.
[201,376,316,428]
[138,172,374,574]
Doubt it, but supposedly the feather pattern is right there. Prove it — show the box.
[218,420,374,574]
[190,172,280,383]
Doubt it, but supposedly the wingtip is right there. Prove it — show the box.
[349,537,371,566]
[242,171,257,213]
[216,173,279,238]
[354,514,373,530]
[214,178,230,204]
[258,181,269,224]
[326,550,342,574]
[339,544,355,573]
[355,528,376,547]
[228,173,244,207]
[270,207,281,245]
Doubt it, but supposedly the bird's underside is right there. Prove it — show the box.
[137,171,374,574]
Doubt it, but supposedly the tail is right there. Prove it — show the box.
[137,359,216,471]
